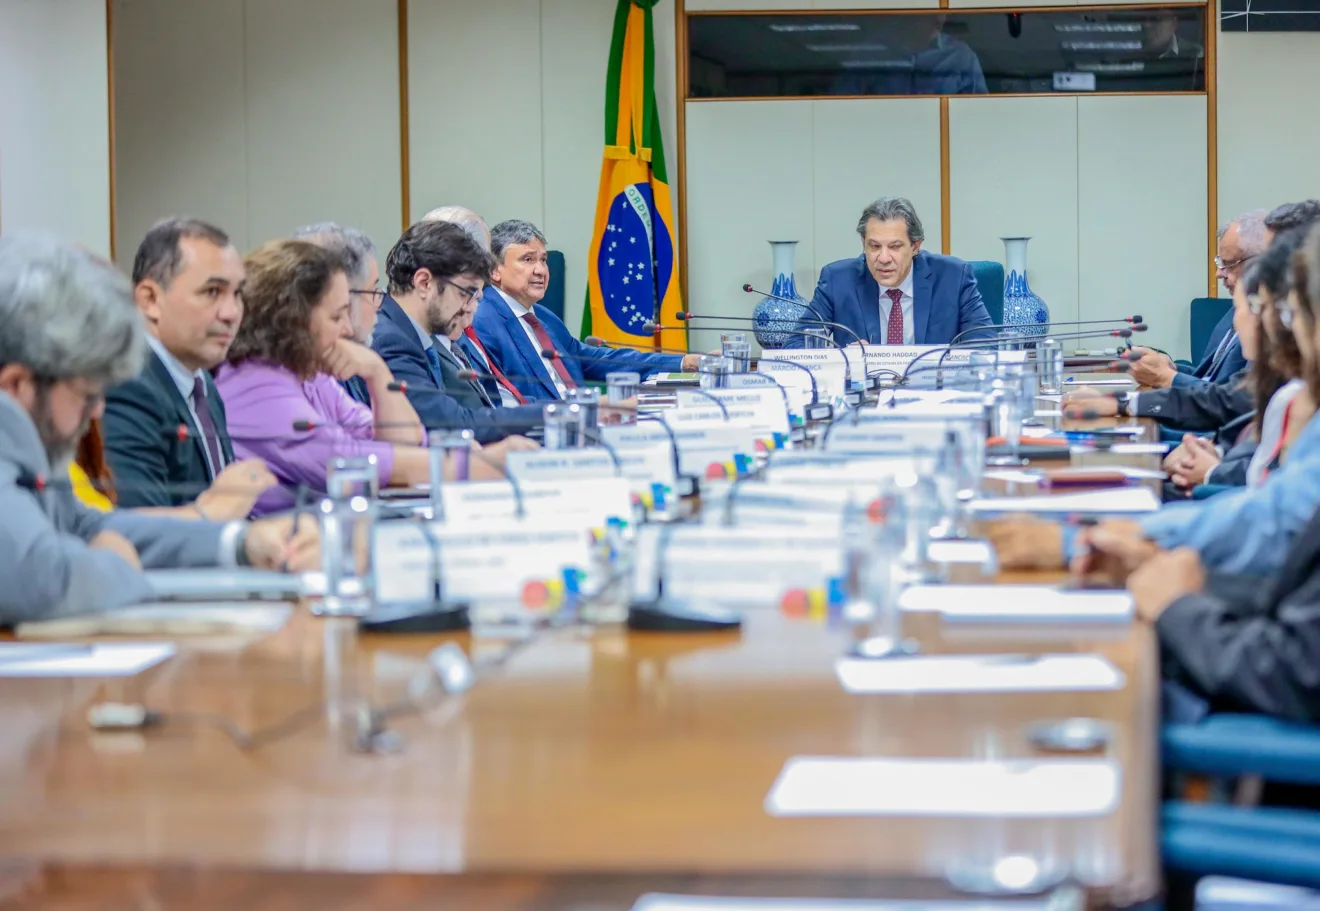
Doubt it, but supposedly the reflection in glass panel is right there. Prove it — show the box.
[687,7,1206,98]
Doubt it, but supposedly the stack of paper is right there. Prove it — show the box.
[970,487,1159,516]
[899,585,1133,624]
[834,653,1125,694]
[16,603,292,639]
[0,642,176,677]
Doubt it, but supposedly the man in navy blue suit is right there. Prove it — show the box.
[1125,210,1266,389]
[786,197,993,348]
[474,220,700,402]
[372,220,545,444]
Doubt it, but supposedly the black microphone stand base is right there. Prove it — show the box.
[359,602,471,634]
[627,599,742,632]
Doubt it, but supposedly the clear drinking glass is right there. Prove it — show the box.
[800,326,831,349]
[429,429,473,519]
[543,402,582,449]
[567,387,601,442]
[722,339,752,373]
[316,456,379,618]
[1036,338,1065,395]
[698,354,735,390]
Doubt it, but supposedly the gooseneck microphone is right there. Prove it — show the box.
[688,303,869,352]
[947,315,1144,347]
[740,284,869,349]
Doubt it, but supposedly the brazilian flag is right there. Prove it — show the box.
[581,0,685,352]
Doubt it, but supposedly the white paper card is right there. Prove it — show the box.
[970,487,1159,516]
[0,642,176,677]
[634,897,1052,911]
[759,349,849,399]
[677,388,790,435]
[441,477,631,525]
[661,528,844,604]
[926,539,995,567]
[899,585,1133,623]
[505,449,617,483]
[766,756,1120,817]
[16,603,292,638]
[835,653,1125,694]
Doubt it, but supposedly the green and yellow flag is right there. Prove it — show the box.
[582,0,685,352]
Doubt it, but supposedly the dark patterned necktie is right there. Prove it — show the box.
[885,288,905,345]
[189,376,225,479]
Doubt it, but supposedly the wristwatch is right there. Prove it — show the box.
[1115,394,1131,418]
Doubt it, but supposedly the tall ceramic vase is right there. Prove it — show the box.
[752,241,809,348]
[1001,237,1049,340]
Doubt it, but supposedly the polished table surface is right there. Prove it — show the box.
[0,411,1162,910]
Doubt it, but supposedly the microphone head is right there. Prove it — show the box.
[1129,314,1143,324]
[541,349,558,361]
[1114,328,1133,339]
[584,335,606,347]
[674,311,692,321]
[1129,323,1147,332]
[1063,407,1102,421]
[292,420,318,432]
[456,369,479,382]
[387,381,407,392]
[1123,349,1143,362]
[642,320,657,333]
[741,284,755,294]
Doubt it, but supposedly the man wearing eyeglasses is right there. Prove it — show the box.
[1123,210,1265,391]
[292,223,385,406]
[372,220,546,444]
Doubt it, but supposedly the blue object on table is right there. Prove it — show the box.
[1162,714,1320,889]
[968,260,1004,326]
[542,250,567,325]
[1191,484,1235,500]
[1192,297,1233,364]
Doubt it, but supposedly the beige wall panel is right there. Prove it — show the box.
[1079,95,1206,359]
[407,0,544,233]
[948,96,1079,330]
[1218,31,1320,224]
[111,0,246,263]
[684,101,814,352]
[542,0,618,335]
[812,98,942,271]
[243,0,401,256]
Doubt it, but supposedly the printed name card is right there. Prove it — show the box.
[898,584,1134,624]
[373,519,592,605]
[825,413,983,457]
[676,387,790,435]
[505,448,617,483]
[970,486,1160,516]
[857,345,1028,380]
[657,527,845,607]
[765,452,928,485]
[440,477,632,526]
[758,348,849,400]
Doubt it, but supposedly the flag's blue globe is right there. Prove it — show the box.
[597,182,674,337]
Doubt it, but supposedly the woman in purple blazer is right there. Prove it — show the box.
[215,240,525,515]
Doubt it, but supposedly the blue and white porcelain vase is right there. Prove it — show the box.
[1001,236,1049,340]
[752,240,809,348]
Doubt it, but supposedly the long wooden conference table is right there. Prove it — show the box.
[0,412,1163,911]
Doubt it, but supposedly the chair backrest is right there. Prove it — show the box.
[542,250,567,324]
[968,260,1004,325]
[1191,297,1232,364]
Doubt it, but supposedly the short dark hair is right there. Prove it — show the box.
[226,240,347,379]
[131,216,231,286]
[385,220,495,296]
[1265,200,1320,237]
[490,219,548,264]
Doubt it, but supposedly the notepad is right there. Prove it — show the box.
[15,603,292,639]
[765,756,1120,817]
[633,897,1055,911]
[898,585,1133,624]
[835,653,1124,694]
[970,487,1159,516]
[0,642,176,677]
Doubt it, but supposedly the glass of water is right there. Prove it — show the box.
[316,456,379,617]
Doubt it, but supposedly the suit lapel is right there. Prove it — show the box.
[854,258,882,344]
[147,351,209,472]
[497,295,560,399]
[911,253,932,345]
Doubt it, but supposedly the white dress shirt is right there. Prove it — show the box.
[496,287,567,399]
[878,268,916,345]
[146,334,220,480]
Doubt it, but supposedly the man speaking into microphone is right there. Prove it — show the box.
[474,220,703,402]
[786,197,994,347]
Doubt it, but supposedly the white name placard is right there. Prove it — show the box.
[758,348,848,400]
[676,387,790,435]
[373,518,592,604]
[440,477,632,526]
[658,527,845,606]
[505,448,617,483]
[859,345,1028,380]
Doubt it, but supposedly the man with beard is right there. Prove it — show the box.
[373,220,546,443]
[103,217,277,518]
[0,233,318,625]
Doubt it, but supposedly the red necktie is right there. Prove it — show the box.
[463,327,526,404]
[885,288,905,346]
[522,312,577,392]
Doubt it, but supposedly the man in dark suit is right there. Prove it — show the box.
[103,218,276,515]
[372,220,544,443]
[1125,210,1265,389]
[473,220,696,403]
[786,197,994,348]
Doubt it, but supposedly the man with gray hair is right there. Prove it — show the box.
[421,205,490,251]
[788,196,993,348]
[293,222,382,405]
[474,219,696,402]
[0,233,317,625]
[1125,209,1265,390]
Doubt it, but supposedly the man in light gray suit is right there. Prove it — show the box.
[0,233,318,626]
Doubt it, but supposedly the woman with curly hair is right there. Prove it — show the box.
[215,240,504,515]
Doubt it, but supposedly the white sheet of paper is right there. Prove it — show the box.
[16,603,291,638]
[0,642,176,677]
[970,487,1159,515]
[766,756,1120,817]
[835,653,1125,694]
[634,897,1053,911]
[1062,376,1134,387]
[925,539,995,567]
[899,585,1133,623]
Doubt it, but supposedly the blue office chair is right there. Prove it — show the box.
[1191,297,1233,365]
[1162,714,1320,892]
[542,250,567,324]
[969,261,1004,325]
